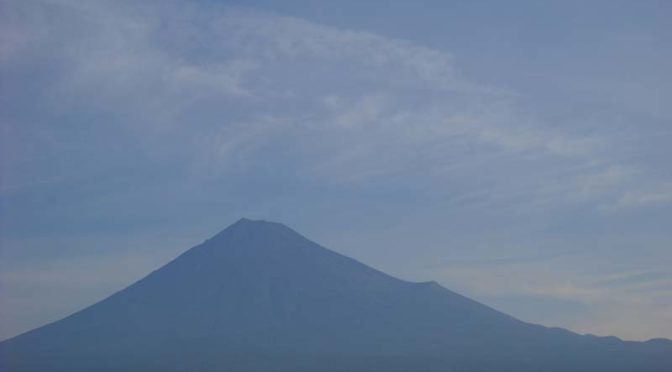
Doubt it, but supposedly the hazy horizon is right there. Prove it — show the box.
[1,0,671,342]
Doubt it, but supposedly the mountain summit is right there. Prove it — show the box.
[1,219,671,371]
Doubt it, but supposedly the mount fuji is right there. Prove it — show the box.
[1,218,670,371]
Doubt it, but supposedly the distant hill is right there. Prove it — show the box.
[1,218,670,371]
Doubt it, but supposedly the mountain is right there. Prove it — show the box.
[1,218,671,371]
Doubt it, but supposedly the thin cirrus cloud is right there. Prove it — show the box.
[0,0,671,341]
[1,0,662,203]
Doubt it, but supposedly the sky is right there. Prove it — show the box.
[1,0,671,341]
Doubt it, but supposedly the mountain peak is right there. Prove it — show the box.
[228,217,291,231]
[208,218,305,244]
[230,217,275,229]
[234,217,264,225]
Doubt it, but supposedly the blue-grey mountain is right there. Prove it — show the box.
[1,219,670,371]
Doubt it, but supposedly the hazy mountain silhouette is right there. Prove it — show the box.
[1,218,671,371]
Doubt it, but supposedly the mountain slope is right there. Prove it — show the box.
[1,219,671,371]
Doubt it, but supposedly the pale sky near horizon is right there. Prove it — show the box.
[1,0,671,341]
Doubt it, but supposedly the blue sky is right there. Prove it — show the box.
[1,0,671,341]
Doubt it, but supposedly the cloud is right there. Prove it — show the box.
[424,250,672,340]
[1,1,593,179]
[616,184,672,208]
